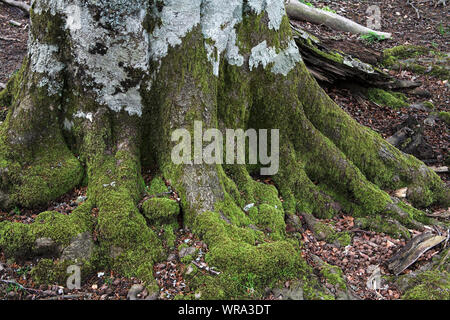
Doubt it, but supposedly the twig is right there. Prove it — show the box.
[407,0,421,19]
[42,293,92,300]
[0,279,42,293]
[0,36,20,42]
[191,260,221,275]
[0,0,30,15]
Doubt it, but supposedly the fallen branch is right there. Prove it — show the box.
[0,279,42,294]
[387,232,446,275]
[285,0,392,39]
[0,36,20,42]
[291,24,420,89]
[407,0,421,19]
[0,0,30,15]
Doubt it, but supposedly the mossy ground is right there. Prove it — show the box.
[366,88,409,109]
[382,45,449,80]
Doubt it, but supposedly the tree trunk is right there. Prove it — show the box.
[0,0,448,299]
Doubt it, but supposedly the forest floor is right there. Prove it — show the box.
[0,0,448,300]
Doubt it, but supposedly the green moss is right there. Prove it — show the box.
[30,258,95,286]
[0,202,94,259]
[181,254,194,264]
[439,111,450,126]
[422,101,435,110]
[142,197,180,224]
[248,204,286,240]
[402,270,449,300]
[147,176,169,197]
[162,224,177,249]
[313,220,336,241]
[320,262,347,290]
[189,211,306,299]
[0,60,26,108]
[429,65,450,80]
[366,88,409,109]
[327,231,352,246]
[354,215,410,239]
[383,45,430,61]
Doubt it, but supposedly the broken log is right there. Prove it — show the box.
[290,24,421,90]
[387,232,446,275]
[285,0,392,39]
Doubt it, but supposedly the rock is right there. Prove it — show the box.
[272,280,305,300]
[144,292,159,300]
[61,232,94,261]
[409,103,431,111]
[34,238,61,257]
[75,196,87,204]
[286,214,302,229]
[243,203,255,212]
[167,253,177,261]
[179,246,196,259]
[127,284,144,300]
[393,187,408,198]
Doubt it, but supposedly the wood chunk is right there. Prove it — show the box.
[387,232,446,275]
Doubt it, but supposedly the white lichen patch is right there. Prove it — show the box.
[28,40,65,96]
[62,1,149,116]
[149,0,201,62]
[247,0,286,30]
[29,0,295,117]
[201,0,244,76]
[74,111,94,122]
[343,57,375,74]
[63,118,74,131]
[249,40,302,76]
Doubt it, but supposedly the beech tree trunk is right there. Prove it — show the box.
[0,0,447,299]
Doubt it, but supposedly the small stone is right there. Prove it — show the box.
[145,292,159,300]
[179,246,196,259]
[127,284,144,300]
[185,265,194,275]
[243,203,255,212]
[167,253,177,261]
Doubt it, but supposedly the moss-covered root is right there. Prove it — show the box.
[297,64,448,208]
[0,17,83,210]
[83,111,164,288]
[0,201,94,260]
[190,211,305,299]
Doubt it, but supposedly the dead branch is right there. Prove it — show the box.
[387,232,446,275]
[290,24,420,90]
[285,0,392,39]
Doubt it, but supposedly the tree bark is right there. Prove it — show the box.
[0,0,447,299]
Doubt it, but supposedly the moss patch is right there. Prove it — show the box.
[366,88,409,109]
[142,197,180,225]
